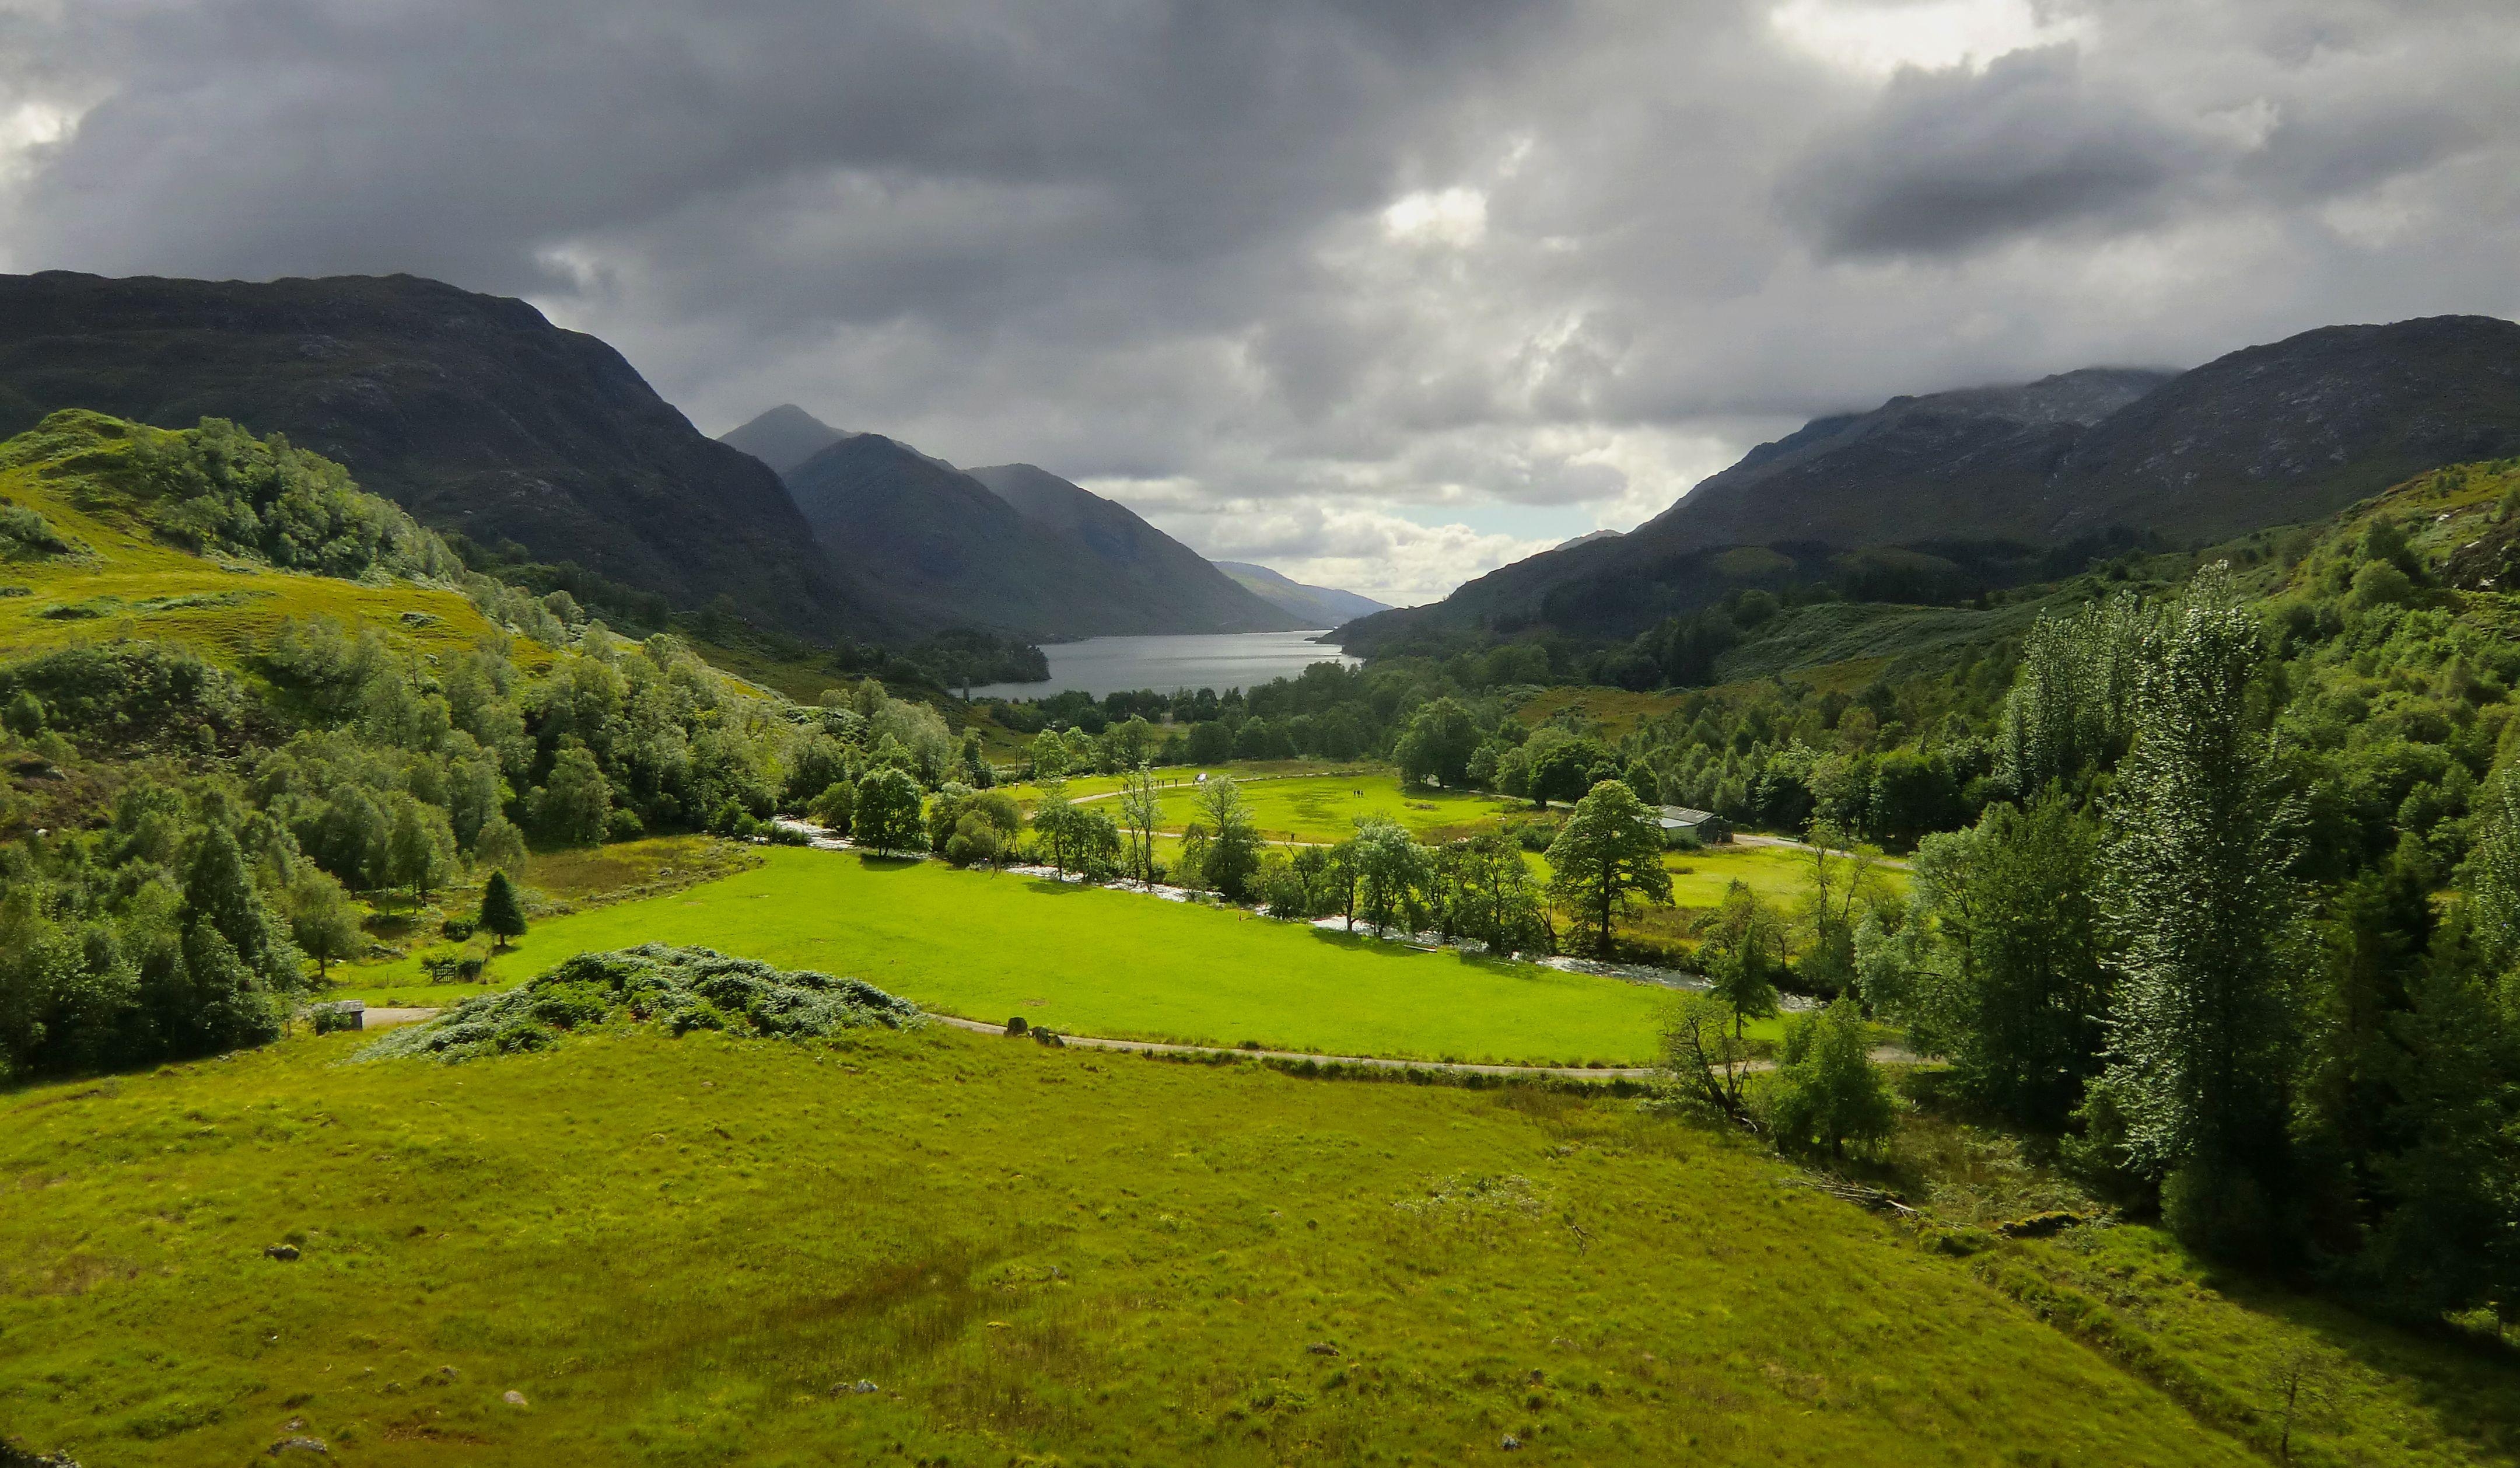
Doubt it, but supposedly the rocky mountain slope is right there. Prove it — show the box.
[1345,315,2520,648]
[0,272,876,640]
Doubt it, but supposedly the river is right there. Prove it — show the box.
[968,630,1361,701]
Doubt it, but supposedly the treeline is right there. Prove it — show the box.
[1843,537,2520,1326]
[804,765,1683,962]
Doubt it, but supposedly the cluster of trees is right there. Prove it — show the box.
[1842,548,2519,1324]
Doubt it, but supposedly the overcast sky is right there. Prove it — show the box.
[4,0,2516,604]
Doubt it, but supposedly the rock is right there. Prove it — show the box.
[1305,1343,1340,1357]
[1996,1210,2087,1239]
[267,1438,328,1456]
[262,1244,300,1261]
[502,1390,528,1407]
[1500,1435,1522,1450]
[849,1380,878,1395]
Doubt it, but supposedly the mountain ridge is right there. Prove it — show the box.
[769,427,1297,639]
[1343,314,2520,649]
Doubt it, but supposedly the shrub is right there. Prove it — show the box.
[360,944,922,1063]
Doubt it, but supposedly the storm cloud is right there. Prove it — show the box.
[2,0,2517,603]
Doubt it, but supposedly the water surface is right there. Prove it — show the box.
[970,630,1359,700]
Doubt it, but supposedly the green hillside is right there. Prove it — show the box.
[0,410,532,669]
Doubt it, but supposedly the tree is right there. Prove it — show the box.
[1905,797,2109,1130]
[943,791,1021,868]
[473,815,530,877]
[1797,819,1885,996]
[384,797,455,908]
[180,823,290,984]
[477,869,528,952]
[1700,879,1782,1037]
[2098,566,2302,1252]
[533,744,612,846]
[807,780,855,834]
[1544,780,1672,956]
[853,767,925,856]
[1191,775,1262,901]
[1525,732,1611,806]
[1767,996,1898,1159]
[1031,781,1083,874]
[1351,816,1432,934]
[1436,830,1553,955]
[1117,763,1164,883]
[1661,993,1756,1131]
[283,867,363,982]
[1030,729,1072,781]
[1394,697,1479,788]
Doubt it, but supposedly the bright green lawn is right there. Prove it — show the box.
[1041,770,1528,845]
[0,1025,2273,1467]
[335,847,1702,1064]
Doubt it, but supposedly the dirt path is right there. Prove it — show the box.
[926,1012,1657,1078]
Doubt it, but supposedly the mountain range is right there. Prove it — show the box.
[0,271,871,639]
[717,406,1381,641]
[1342,314,2520,650]
[0,271,1386,651]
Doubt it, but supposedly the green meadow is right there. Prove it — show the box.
[337,847,1698,1063]
[0,1024,2289,1467]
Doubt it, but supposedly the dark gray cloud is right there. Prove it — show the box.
[1780,45,2200,257]
[3,0,2518,603]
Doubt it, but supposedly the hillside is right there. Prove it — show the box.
[763,420,1298,639]
[0,271,879,641]
[1347,315,2520,649]
[0,410,535,681]
[1214,559,1392,625]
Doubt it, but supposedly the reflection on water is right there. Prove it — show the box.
[968,630,1360,700]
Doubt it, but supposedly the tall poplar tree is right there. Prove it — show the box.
[2098,565,2302,1249]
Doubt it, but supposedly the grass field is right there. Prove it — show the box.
[0,1023,2299,1467]
[1071,771,1531,846]
[334,847,1699,1063]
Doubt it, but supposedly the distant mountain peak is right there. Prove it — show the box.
[721,404,849,476]
[1213,561,1392,627]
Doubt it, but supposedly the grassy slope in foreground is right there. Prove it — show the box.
[0,1025,2258,1467]
[344,848,1692,1064]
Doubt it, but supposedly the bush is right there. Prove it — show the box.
[0,501,74,558]
[440,917,478,941]
[360,943,922,1063]
[0,642,247,752]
